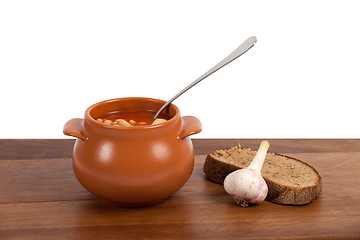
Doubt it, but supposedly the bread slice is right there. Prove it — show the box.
[203,144,322,205]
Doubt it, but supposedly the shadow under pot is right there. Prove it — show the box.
[63,97,202,207]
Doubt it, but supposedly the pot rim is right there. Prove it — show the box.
[84,97,181,130]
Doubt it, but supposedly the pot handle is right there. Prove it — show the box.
[63,118,87,142]
[178,116,202,139]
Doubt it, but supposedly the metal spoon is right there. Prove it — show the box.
[153,36,257,119]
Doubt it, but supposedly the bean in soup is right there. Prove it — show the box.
[96,110,169,127]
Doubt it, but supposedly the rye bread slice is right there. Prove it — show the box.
[203,144,322,205]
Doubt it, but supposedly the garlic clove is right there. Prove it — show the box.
[223,140,270,207]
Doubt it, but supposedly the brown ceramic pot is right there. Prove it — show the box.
[63,97,202,206]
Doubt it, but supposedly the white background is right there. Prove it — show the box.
[1,0,359,139]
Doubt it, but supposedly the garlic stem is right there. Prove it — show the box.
[248,140,269,172]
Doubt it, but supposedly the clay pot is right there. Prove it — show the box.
[63,97,202,206]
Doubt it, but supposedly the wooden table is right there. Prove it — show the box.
[1,139,360,239]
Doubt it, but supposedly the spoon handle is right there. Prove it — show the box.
[154,36,257,119]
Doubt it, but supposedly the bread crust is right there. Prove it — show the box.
[203,146,322,205]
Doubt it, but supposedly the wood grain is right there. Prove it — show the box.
[1,138,360,160]
[0,158,94,203]
[0,139,360,239]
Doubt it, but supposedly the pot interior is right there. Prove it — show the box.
[88,98,178,125]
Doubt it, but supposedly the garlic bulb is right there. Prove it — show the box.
[224,140,270,207]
